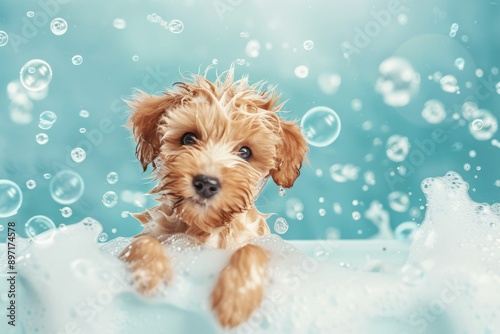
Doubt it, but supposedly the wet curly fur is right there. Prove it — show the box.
[120,68,308,328]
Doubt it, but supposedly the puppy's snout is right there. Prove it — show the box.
[193,174,221,199]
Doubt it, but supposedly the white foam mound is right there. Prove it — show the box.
[0,171,498,334]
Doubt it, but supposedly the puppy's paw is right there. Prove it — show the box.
[211,244,269,328]
[120,235,172,296]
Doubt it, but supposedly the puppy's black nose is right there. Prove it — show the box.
[192,174,221,199]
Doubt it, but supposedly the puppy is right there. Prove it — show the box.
[120,68,308,328]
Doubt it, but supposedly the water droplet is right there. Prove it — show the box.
[102,191,118,208]
[352,211,361,220]
[168,19,184,33]
[50,18,68,35]
[0,31,8,47]
[36,133,49,145]
[106,172,119,184]
[421,99,446,124]
[278,187,286,197]
[26,180,36,190]
[79,110,89,118]
[113,18,126,29]
[454,57,465,70]
[386,135,410,162]
[25,215,56,244]
[245,40,260,58]
[50,170,85,205]
[70,147,86,163]
[20,59,53,92]
[60,206,72,218]
[300,106,341,147]
[132,55,139,62]
[394,221,418,241]
[388,191,410,212]
[274,217,288,234]
[0,180,23,218]
[294,65,309,78]
[303,40,314,50]
[72,55,83,66]
[98,232,109,242]
[375,57,420,107]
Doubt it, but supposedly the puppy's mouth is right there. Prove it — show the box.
[187,196,210,207]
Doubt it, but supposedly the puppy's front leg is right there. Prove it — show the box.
[120,235,172,295]
[211,244,269,328]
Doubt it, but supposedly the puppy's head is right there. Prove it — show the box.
[128,69,308,232]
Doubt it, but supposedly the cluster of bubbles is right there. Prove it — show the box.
[274,217,289,234]
[285,198,304,220]
[461,102,498,140]
[375,57,420,107]
[39,111,57,130]
[20,59,53,92]
[317,73,341,95]
[50,170,85,205]
[421,99,446,124]
[449,22,459,38]
[0,180,23,218]
[300,106,341,147]
[50,18,68,35]
[386,134,410,162]
[329,164,360,183]
[102,191,118,208]
[25,215,56,244]
[146,13,184,34]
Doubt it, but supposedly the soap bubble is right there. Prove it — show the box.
[79,109,89,118]
[132,55,139,62]
[44,173,52,179]
[245,40,260,58]
[36,133,49,145]
[25,215,56,244]
[113,18,126,29]
[79,128,86,133]
[440,75,459,93]
[98,232,109,242]
[471,119,483,131]
[454,57,465,70]
[27,11,34,17]
[303,40,314,50]
[317,73,341,95]
[168,19,184,33]
[70,147,86,163]
[72,55,83,65]
[421,99,446,124]
[50,170,85,205]
[294,65,309,78]
[39,111,57,128]
[394,221,418,241]
[0,180,23,217]
[102,191,118,208]
[301,106,341,147]
[50,18,68,35]
[0,31,8,46]
[386,135,410,162]
[60,207,73,218]
[106,172,119,184]
[388,191,410,212]
[26,180,36,189]
[20,59,53,92]
[274,217,289,234]
[375,57,420,107]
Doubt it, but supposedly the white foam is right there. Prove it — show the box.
[1,171,499,333]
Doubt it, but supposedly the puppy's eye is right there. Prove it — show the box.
[238,146,252,160]
[181,132,197,145]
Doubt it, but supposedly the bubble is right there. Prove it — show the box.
[319,197,325,203]
[102,191,118,208]
[26,180,36,190]
[496,82,500,95]
[454,57,465,70]
[296,212,304,220]
[39,121,53,130]
[421,99,446,124]
[440,75,459,93]
[394,221,418,241]
[50,170,85,205]
[39,111,57,125]
[315,169,323,177]
[330,163,360,182]
[20,59,53,92]
[79,110,89,118]
[36,133,49,145]
[70,147,86,163]
[352,211,361,220]
[301,106,341,147]
[212,58,218,65]
[240,31,249,38]
[111,228,117,233]
[106,172,119,184]
[471,119,483,131]
[278,187,286,197]
[44,173,52,180]
[401,262,425,285]
[469,150,476,158]
[113,18,126,29]
[72,55,83,66]
[50,18,68,35]
[98,232,109,242]
[388,191,410,212]
[333,202,342,214]
[375,57,420,107]
[0,31,8,46]
[475,68,484,77]
[132,55,139,62]
[397,14,408,25]
[274,217,288,234]
[386,135,410,162]
[317,73,341,95]
[285,198,304,219]
[27,11,35,17]
[25,215,56,244]
[294,65,309,79]
[121,211,130,218]
[168,19,184,33]
[245,40,260,58]
[351,99,362,111]
[0,180,23,217]
[319,208,326,216]
[468,110,498,140]
[0,225,3,232]
[364,171,376,185]
[79,128,86,133]
[464,163,471,171]
[303,40,314,50]
[60,207,72,218]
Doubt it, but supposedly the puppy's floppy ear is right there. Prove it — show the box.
[270,120,308,188]
[127,91,181,171]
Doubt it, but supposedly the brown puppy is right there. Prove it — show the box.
[120,68,308,328]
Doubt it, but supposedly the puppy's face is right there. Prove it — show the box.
[129,71,308,233]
